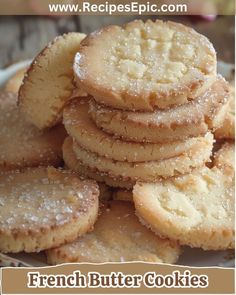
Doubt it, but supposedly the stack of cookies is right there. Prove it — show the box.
[64,20,229,189]
[0,19,234,265]
[62,19,234,252]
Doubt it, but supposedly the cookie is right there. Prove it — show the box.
[214,86,235,140]
[133,146,235,250]
[4,67,26,93]
[112,190,133,202]
[0,92,66,171]
[74,19,216,111]
[64,98,212,162]
[63,137,134,189]
[19,32,86,129]
[89,77,229,143]
[0,167,99,253]
[46,201,180,264]
[213,142,234,177]
[72,133,213,182]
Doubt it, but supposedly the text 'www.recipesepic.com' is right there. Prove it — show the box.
[48,1,188,15]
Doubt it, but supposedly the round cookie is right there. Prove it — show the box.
[63,137,134,189]
[214,86,235,140]
[0,92,66,171]
[19,32,86,129]
[0,167,99,253]
[64,98,212,162]
[4,67,26,93]
[74,19,216,111]
[72,133,213,182]
[46,201,181,264]
[133,147,235,250]
[89,77,229,143]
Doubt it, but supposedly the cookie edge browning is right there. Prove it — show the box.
[0,168,99,253]
[72,133,214,182]
[19,32,86,130]
[214,86,235,140]
[63,136,134,189]
[133,155,235,251]
[74,19,216,111]
[89,77,230,143]
[134,185,234,251]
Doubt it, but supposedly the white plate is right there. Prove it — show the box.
[0,60,234,268]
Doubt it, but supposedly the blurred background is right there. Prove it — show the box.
[0,15,234,68]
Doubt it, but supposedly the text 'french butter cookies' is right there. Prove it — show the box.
[0,92,66,171]
[214,86,235,140]
[63,137,134,189]
[72,133,213,182]
[133,143,235,250]
[74,19,216,111]
[89,77,229,143]
[47,201,180,264]
[19,32,86,129]
[0,167,99,253]
[64,98,212,162]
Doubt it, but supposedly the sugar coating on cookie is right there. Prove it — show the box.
[215,86,235,140]
[0,92,66,170]
[63,137,134,189]
[0,167,99,253]
[74,19,216,111]
[213,142,235,177]
[89,77,229,143]
[47,201,180,264]
[72,133,213,182]
[19,32,86,129]
[133,146,235,250]
[64,98,212,162]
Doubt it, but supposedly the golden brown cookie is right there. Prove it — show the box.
[47,201,181,264]
[0,92,66,171]
[214,86,235,140]
[89,77,229,143]
[74,19,216,111]
[133,145,235,250]
[19,33,86,129]
[72,133,213,182]
[4,67,26,93]
[63,137,134,189]
[64,98,212,162]
[0,167,99,253]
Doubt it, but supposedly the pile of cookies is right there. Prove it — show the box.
[0,19,234,265]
